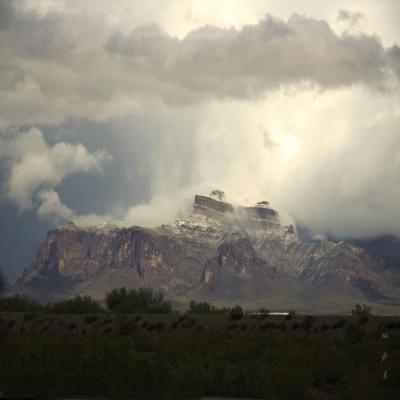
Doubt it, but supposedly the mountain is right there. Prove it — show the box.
[11,191,400,314]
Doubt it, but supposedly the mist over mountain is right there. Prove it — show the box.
[9,191,400,314]
[0,1,399,287]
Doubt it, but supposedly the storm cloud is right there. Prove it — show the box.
[0,1,399,127]
[0,1,400,282]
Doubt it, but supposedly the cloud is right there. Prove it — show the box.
[36,189,74,222]
[0,3,399,127]
[36,188,119,227]
[0,1,400,241]
[337,9,363,28]
[0,128,111,213]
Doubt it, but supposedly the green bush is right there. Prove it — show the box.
[105,287,171,314]
[0,294,43,312]
[85,315,99,324]
[332,318,347,330]
[24,312,38,322]
[285,310,296,320]
[187,300,214,314]
[351,303,372,317]
[229,305,244,320]
[186,300,231,314]
[46,296,104,314]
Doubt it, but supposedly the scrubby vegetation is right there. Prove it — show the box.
[0,319,399,399]
[351,303,373,317]
[0,294,399,399]
[0,294,42,312]
[105,287,171,314]
[186,300,231,314]
[229,305,244,320]
[45,295,104,314]
[0,288,172,314]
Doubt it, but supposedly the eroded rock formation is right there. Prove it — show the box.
[13,191,400,313]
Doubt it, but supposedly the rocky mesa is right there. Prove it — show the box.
[12,191,400,313]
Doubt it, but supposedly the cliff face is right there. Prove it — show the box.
[14,192,400,312]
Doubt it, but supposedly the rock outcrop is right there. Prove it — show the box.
[13,191,400,313]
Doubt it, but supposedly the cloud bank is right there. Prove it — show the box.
[0,0,399,244]
[0,1,399,128]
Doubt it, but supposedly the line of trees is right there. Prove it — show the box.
[105,287,172,314]
[0,288,172,314]
[0,291,374,318]
[0,291,239,315]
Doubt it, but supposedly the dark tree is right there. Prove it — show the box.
[105,287,171,314]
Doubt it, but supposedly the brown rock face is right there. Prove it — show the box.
[18,222,209,300]
[13,192,400,312]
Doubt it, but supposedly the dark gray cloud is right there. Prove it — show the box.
[0,3,399,128]
[107,15,390,96]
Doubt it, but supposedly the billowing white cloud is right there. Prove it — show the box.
[37,189,74,222]
[0,128,111,215]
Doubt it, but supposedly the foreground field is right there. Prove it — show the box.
[1,313,400,399]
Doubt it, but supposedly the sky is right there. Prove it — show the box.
[0,0,399,283]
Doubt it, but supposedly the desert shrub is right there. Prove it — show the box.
[302,316,315,329]
[46,296,104,314]
[170,320,179,330]
[332,318,346,330]
[155,322,165,332]
[351,303,372,318]
[68,323,77,331]
[278,323,287,332]
[229,305,244,320]
[285,310,296,320]
[103,327,112,335]
[141,320,149,328]
[187,300,213,314]
[7,320,15,328]
[320,323,330,332]
[23,313,38,322]
[0,294,43,312]
[291,321,300,330]
[85,315,99,324]
[385,320,400,329]
[105,287,171,314]
[186,300,231,314]
[345,322,365,343]
[117,317,137,335]
[181,318,196,329]
[260,322,276,331]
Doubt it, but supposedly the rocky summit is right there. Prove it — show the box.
[12,191,400,313]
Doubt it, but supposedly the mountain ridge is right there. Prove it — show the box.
[11,191,400,314]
